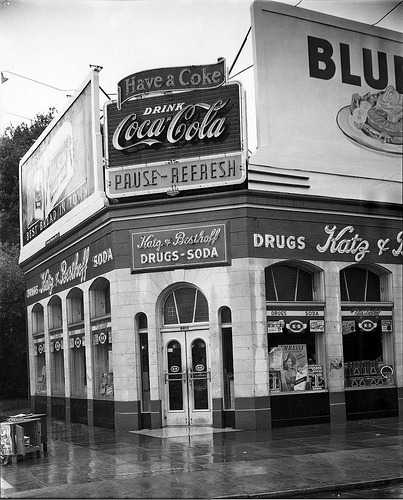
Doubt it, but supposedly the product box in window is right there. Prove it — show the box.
[269,371,281,392]
[308,365,325,390]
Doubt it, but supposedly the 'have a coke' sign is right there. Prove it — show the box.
[117,59,226,109]
[104,79,246,198]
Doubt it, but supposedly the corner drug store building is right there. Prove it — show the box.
[20,1,402,431]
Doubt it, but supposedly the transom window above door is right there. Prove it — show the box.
[163,287,209,325]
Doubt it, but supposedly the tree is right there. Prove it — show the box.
[0,109,55,244]
[0,110,55,398]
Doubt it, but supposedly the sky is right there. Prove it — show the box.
[0,0,402,152]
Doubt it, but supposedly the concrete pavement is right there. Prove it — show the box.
[1,407,402,499]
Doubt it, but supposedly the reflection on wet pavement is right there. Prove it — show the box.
[1,417,402,498]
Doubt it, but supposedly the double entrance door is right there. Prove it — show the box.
[163,330,212,426]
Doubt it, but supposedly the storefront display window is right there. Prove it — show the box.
[51,339,65,394]
[220,307,235,409]
[70,336,87,397]
[34,342,46,393]
[266,263,326,393]
[341,265,394,388]
[92,329,113,398]
[90,279,114,398]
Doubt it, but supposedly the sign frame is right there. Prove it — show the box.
[104,81,247,199]
[131,222,230,273]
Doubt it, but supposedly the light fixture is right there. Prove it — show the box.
[0,70,75,92]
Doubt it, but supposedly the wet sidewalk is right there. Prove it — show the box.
[1,410,402,499]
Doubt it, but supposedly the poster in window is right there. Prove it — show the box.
[310,320,324,333]
[108,350,113,372]
[268,321,283,333]
[269,346,283,371]
[279,344,308,391]
[342,320,356,334]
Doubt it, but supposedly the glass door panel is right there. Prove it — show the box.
[167,340,184,411]
[190,339,209,410]
[163,331,212,426]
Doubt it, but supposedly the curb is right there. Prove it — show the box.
[216,477,403,499]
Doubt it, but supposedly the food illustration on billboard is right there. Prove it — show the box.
[21,81,95,246]
[337,85,402,154]
[104,82,246,197]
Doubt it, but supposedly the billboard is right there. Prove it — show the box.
[250,1,402,202]
[19,71,104,256]
[104,82,246,198]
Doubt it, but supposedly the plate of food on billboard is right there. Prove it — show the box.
[337,85,402,155]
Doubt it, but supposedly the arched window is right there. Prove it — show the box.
[340,267,380,302]
[137,313,150,413]
[163,287,208,325]
[265,264,314,301]
[32,303,44,335]
[90,278,111,319]
[67,288,84,325]
[48,296,62,331]
[220,307,234,411]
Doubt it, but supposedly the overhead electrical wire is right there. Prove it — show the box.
[373,0,402,25]
[229,65,253,80]
[228,26,251,76]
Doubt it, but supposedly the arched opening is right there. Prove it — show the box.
[90,277,111,320]
[160,284,211,427]
[340,264,394,389]
[265,262,325,393]
[67,287,84,326]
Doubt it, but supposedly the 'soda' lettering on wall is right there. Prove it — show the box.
[26,246,114,299]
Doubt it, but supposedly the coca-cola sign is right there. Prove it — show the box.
[104,82,246,198]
